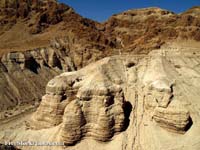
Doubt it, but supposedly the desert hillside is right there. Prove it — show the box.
[0,0,199,111]
[0,0,200,150]
[1,47,200,150]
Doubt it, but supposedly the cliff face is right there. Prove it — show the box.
[0,0,66,25]
[29,50,193,145]
[0,0,65,33]
[104,7,200,53]
[0,0,116,110]
[0,0,115,62]
[0,47,65,110]
[2,48,200,150]
[0,1,200,111]
[30,57,128,145]
[0,1,200,149]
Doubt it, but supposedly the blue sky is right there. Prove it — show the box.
[59,0,200,22]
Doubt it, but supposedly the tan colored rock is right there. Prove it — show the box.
[2,48,200,150]
[31,94,68,129]
[59,100,85,145]
[30,57,128,145]
[153,107,191,133]
[0,47,76,111]
[30,50,196,146]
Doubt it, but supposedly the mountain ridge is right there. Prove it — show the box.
[0,2,199,56]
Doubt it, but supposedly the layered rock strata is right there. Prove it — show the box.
[0,46,76,110]
[30,50,194,146]
[31,57,128,144]
[153,107,191,133]
[142,51,192,133]
[0,1,200,113]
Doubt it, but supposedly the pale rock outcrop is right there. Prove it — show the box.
[30,94,68,129]
[31,57,128,145]
[30,51,194,146]
[153,107,191,133]
[1,48,200,150]
[142,51,192,133]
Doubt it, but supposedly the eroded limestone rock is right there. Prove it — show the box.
[153,107,191,133]
[31,57,129,145]
[142,52,192,133]
[30,52,194,146]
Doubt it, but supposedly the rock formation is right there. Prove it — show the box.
[142,52,192,133]
[0,48,200,150]
[104,7,200,52]
[27,48,197,148]
[31,57,128,145]
[0,1,200,149]
[153,107,191,133]
[0,1,199,112]
[0,46,76,110]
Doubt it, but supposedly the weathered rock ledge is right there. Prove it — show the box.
[30,50,195,145]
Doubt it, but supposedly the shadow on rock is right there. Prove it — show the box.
[123,101,132,131]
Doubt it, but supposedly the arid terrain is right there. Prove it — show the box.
[0,0,200,150]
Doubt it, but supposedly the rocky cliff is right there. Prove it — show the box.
[0,0,118,111]
[1,48,200,150]
[0,45,77,110]
[104,7,200,53]
[30,56,129,145]
[0,0,199,132]
[31,52,192,146]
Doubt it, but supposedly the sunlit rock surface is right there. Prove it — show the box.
[18,48,200,150]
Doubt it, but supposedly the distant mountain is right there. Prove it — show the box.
[104,7,200,53]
